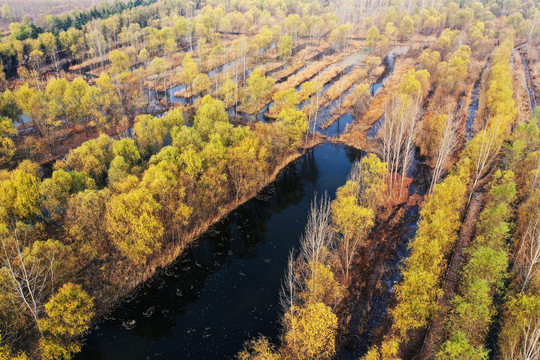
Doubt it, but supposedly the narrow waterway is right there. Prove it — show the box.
[520,51,538,113]
[79,143,365,360]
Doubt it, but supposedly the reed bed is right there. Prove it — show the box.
[319,66,368,107]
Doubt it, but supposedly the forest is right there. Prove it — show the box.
[0,0,538,359]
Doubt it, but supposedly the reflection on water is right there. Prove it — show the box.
[323,113,354,136]
[79,143,365,360]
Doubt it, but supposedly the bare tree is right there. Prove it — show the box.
[279,250,299,345]
[519,314,540,360]
[468,117,504,203]
[0,225,57,335]
[379,94,422,198]
[339,230,358,285]
[300,194,333,266]
[515,217,540,293]
[86,27,106,67]
[429,113,458,194]
[502,302,540,360]
[280,250,299,314]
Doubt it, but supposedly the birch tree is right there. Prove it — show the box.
[467,118,505,203]
[515,199,540,293]
[429,113,458,193]
[499,294,540,360]
[300,194,333,268]
[379,94,421,198]
[0,225,60,333]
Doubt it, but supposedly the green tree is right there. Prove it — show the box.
[385,22,398,42]
[40,170,95,221]
[356,154,388,209]
[227,137,268,200]
[245,70,275,105]
[419,49,441,75]
[133,115,166,157]
[193,95,229,140]
[398,15,414,41]
[64,191,108,258]
[0,160,41,220]
[437,331,488,360]
[63,134,114,185]
[218,78,238,106]
[499,294,540,359]
[109,50,131,75]
[138,48,149,64]
[270,89,300,118]
[140,160,192,239]
[331,180,375,282]
[182,54,199,89]
[149,57,167,94]
[38,32,59,74]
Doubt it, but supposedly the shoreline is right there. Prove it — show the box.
[83,135,326,327]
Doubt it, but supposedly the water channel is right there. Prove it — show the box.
[79,143,365,359]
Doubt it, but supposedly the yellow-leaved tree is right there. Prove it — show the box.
[238,336,281,360]
[277,107,308,149]
[283,301,338,360]
[331,180,375,283]
[106,188,164,264]
[0,160,42,221]
[39,283,94,360]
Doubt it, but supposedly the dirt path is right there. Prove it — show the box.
[336,204,406,358]
[419,188,487,359]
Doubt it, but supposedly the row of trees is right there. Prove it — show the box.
[362,38,517,359]
[437,169,516,358]
[435,112,539,359]
[0,71,148,165]
[239,153,388,359]
[496,118,540,360]
[0,0,346,77]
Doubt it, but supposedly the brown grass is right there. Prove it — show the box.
[238,55,347,114]
[295,42,331,60]
[265,64,349,118]
[271,61,307,82]
[260,61,287,74]
[346,58,416,134]
[319,66,368,107]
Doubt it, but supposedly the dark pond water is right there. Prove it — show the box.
[324,113,354,136]
[79,143,365,360]
[466,59,491,141]
[520,51,538,113]
[466,81,480,141]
